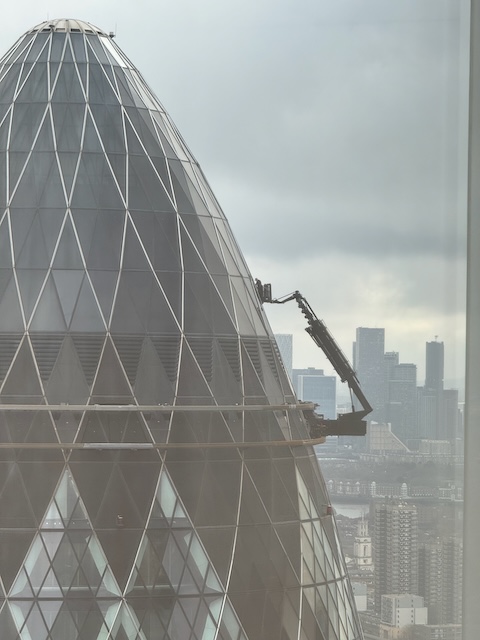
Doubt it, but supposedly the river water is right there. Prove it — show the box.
[332,502,370,519]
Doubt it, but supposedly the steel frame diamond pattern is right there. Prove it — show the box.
[0,19,363,639]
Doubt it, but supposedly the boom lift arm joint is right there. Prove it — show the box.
[255,280,372,438]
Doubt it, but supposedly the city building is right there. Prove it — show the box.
[354,327,386,422]
[0,19,363,640]
[387,363,418,444]
[274,333,293,380]
[418,341,459,441]
[381,594,428,629]
[425,340,444,392]
[353,518,373,571]
[418,538,463,625]
[411,625,462,640]
[351,582,368,612]
[293,367,336,419]
[374,502,418,612]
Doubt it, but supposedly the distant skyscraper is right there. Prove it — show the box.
[442,388,460,440]
[419,340,459,440]
[418,537,463,625]
[425,340,444,392]
[293,367,336,419]
[387,363,417,444]
[384,351,399,382]
[274,333,293,380]
[374,501,418,612]
[354,328,385,421]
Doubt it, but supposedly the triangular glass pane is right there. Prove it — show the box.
[1,338,42,396]
[57,151,80,197]
[185,273,236,335]
[52,102,85,152]
[89,103,126,154]
[215,228,243,278]
[0,602,22,640]
[52,218,84,269]
[125,106,162,157]
[16,536,50,595]
[122,218,151,270]
[231,283,256,337]
[76,62,88,94]
[69,277,106,332]
[9,207,35,258]
[91,338,131,397]
[96,529,143,593]
[113,68,135,107]
[36,208,65,257]
[52,62,84,103]
[52,270,84,325]
[71,333,105,385]
[70,32,87,62]
[182,215,227,275]
[150,156,174,200]
[107,152,127,198]
[16,269,47,322]
[30,332,64,380]
[83,210,124,270]
[70,156,99,208]
[29,275,67,332]
[42,502,63,529]
[0,64,22,105]
[48,60,60,94]
[16,62,48,103]
[85,537,121,597]
[32,108,55,152]
[0,217,11,268]
[112,335,144,385]
[38,567,61,598]
[130,211,180,271]
[44,337,90,405]
[88,62,118,106]
[22,603,51,640]
[176,345,213,400]
[9,102,47,152]
[168,159,195,214]
[0,334,21,383]
[71,208,97,258]
[0,530,34,594]
[179,225,208,273]
[124,115,145,155]
[8,152,30,201]
[38,156,66,209]
[240,345,266,398]
[16,212,51,269]
[88,269,118,322]
[0,274,22,331]
[133,338,176,405]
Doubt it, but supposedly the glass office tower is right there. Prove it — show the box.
[0,19,362,639]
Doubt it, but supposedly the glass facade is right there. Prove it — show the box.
[0,19,362,639]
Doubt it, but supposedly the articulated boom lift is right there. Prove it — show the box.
[255,280,372,439]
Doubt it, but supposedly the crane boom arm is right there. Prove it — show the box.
[255,281,372,437]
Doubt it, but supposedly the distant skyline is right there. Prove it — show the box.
[0,1,469,383]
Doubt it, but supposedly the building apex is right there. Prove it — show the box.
[27,19,108,37]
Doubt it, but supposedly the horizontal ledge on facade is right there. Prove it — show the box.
[0,403,315,413]
[0,436,326,450]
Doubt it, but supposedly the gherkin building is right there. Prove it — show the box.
[0,19,363,640]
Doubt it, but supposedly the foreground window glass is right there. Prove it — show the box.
[257,4,468,640]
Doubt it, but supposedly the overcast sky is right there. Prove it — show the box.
[0,1,470,387]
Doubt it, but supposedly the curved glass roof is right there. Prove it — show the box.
[0,20,363,640]
[27,18,108,35]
